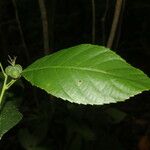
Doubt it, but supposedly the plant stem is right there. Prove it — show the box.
[92,0,96,44]
[114,0,125,49]
[0,63,17,109]
[0,63,7,108]
[0,75,8,108]
[101,0,109,45]
[38,0,50,55]
[107,0,123,48]
[6,79,16,89]
[0,63,6,76]
[12,0,30,63]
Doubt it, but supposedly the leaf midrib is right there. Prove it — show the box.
[23,65,146,84]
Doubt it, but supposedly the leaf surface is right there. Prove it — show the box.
[22,44,150,105]
[0,101,22,139]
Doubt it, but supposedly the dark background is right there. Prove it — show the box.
[0,0,150,150]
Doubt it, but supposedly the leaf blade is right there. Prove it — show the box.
[0,101,22,139]
[22,44,150,105]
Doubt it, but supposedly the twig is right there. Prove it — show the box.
[38,0,49,55]
[0,75,8,109]
[12,0,30,62]
[0,63,17,110]
[49,0,55,51]
[0,63,6,77]
[107,0,123,48]
[101,0,109,45]
[115,0,125,49]
[91,0,96,44]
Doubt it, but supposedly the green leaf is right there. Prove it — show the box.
[22,44,150,105]
[0,101,22,139]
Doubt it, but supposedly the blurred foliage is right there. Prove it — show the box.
[0,0,150,150]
